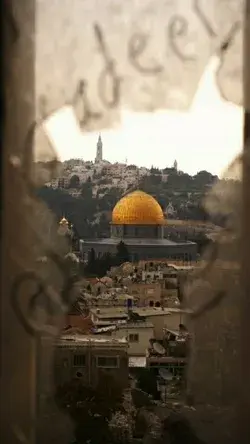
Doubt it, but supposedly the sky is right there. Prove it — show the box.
[43,54,243,177]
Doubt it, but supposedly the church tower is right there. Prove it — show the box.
[95,134,103,163]
[173,159,178,171]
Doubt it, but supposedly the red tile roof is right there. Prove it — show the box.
[63,314,94,334]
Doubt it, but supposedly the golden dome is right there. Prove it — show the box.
[112,190,165,225]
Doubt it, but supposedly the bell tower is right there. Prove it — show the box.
[95,134,103,163]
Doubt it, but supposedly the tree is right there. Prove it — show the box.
[69,174,80,189]
[109,411,134,443]
[137,369,160,400]
[85,248,96,274]
[36,186,97,239]
[64,253,79,276]
[98,252,114,276]
[150,174,162,185]
[98,177,112,185]
[80,181,92,199]
[86,283,92,292]
[167,173,192,189]
[55,374,125,444]
[88,248,96,264]
[193,170,217,188]
[116,241,130,266]
[150,167,160,174]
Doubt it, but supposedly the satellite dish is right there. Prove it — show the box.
[153,342,165,355]
[159,368,173,381]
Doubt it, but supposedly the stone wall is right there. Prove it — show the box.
[111,224,163,239]
[81,241,197,261]
[55,344,129,389]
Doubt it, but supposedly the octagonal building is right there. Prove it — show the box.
[80,190,197,262]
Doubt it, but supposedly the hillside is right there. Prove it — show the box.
[37,159,219,241]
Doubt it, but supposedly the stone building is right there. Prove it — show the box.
[54,335,129,389]
[128,282,162,307]
[80,190,197,261]
[111,321,154,356]
[90,306,190,340]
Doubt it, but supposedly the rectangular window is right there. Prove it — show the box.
[73,354,86,367]
[96,356,119,368]
[129,333,139,343]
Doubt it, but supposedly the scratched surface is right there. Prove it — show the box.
[185,151,242,410]
[35,0,243,131]
[1,1,246,443]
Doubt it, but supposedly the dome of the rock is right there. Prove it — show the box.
[79,136,197,262]
[112,190,165,225]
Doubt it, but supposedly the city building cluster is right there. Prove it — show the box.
[46,134,178,199]
[41,135,225,424]
[52,258,192,402]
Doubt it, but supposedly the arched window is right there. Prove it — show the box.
[155,301,161,307]
[149,300,154,307]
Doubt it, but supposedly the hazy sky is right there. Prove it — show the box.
[37,0,243,177]
[44,55,243,177]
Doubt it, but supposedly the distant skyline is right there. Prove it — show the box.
[43,55,243,177]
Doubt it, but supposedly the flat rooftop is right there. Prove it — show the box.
[96,293,134,301]
[129,356,146,368]
[90,306,191,319]
[80,238,196,247]
[133,307,191,316]
[167,263,195,270]
[58,334,128,347]
[90,308,129,319]
[117,321,154,329]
